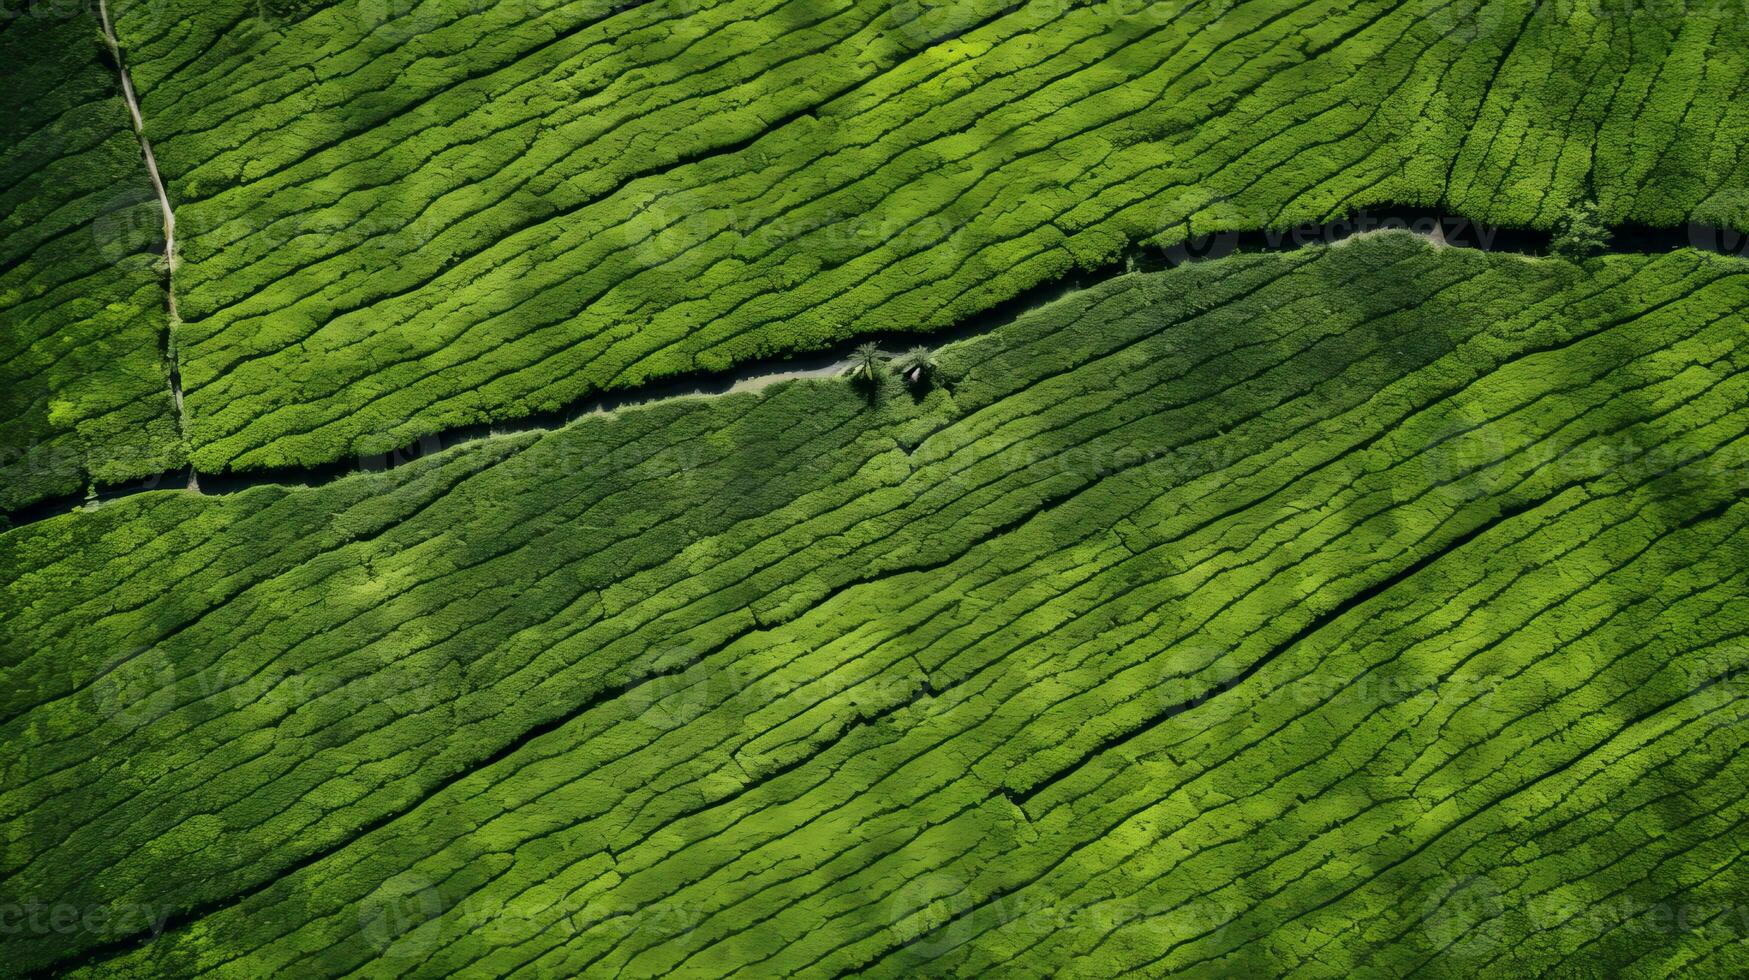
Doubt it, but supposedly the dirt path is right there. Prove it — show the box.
[96,0,193,488]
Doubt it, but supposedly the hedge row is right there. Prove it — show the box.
[4,234,1748,974]
[104,0,1749,472]
[0,6,185,513]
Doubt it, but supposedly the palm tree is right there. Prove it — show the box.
[892,346,937,386]
[846,342,886,383]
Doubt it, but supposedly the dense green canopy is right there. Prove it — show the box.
[5,1,1749,975]
[91,0,1749,472]
[7,234,1749,975]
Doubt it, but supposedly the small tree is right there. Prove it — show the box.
[891,346,938,386]
[846,342,886,383]
[1551,201,1610,261]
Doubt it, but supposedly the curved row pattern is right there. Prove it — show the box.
[0,5,185,514]
[106,0,1749,472]
[3,234,1747,975]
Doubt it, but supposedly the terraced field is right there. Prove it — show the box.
[101,0,1749,473]
[8,233,1749,975]
[0,6,184,514]
[8,0,1749,976]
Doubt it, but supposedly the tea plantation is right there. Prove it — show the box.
[3,0,1749,977]
[8,234,1749,975]
[102,0,1749,472]
[0,8,183,512]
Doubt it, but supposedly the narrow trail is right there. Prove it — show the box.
[95,0,192,484]
[5,208,1744,534]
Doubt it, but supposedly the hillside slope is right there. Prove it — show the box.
[0,7,184,513]
[103,0,1749,473]
[6,234,1748,975]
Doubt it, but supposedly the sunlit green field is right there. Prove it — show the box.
[4,1,1749,976]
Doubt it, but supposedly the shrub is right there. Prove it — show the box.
[1550,201,1611,261]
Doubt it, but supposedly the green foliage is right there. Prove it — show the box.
[0,9,185,512]
[6,236,1749,976]
[847,341,887,383]
[93,0,1749,474]
[7,0,1749,974]
[892,345,939,385]
[1550,200,1612,261]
